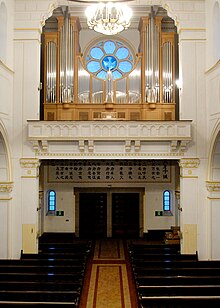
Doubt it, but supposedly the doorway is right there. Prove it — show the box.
[76,189,143,238]
[79,193,107,238]
[112,193,139,238]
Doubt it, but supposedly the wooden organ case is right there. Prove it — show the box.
[42,7,178,121]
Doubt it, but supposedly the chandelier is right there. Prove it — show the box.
[85,2,132,35]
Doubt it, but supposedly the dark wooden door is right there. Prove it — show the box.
[79,193,107,238]
[112,193,139,238]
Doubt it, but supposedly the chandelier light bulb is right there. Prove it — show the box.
[85,2,132,35]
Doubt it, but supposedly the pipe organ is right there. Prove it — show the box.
[42,7,178,121]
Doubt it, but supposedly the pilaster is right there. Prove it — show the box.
[206,181,220,259]
[179,158,200,254]
[0,182,13,258]
[20,158,40,253]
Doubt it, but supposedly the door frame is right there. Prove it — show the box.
[75,187,144,237]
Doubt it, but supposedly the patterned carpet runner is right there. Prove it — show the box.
[80,239,137,308]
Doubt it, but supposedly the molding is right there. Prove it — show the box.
[207,197,220,200]
[14,28,42,34]
[180,176,198,179]
[21,175,39,179]
[179,158,200,169]
[178,28,206,33]
[206,181,220,192]
[38,152,184,158]
[205,59,220,75]
[0,182,13,193]
[0,60,14,74]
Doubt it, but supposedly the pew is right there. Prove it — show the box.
[0,234,91,307]
[129,241,220,308]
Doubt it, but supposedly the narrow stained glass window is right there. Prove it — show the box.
[163,190,171,211]
[48,190,56,212]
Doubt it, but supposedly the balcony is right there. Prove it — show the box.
[27,120,192,159]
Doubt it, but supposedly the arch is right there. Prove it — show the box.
[0,1,7,63]
[0,121,12,182]
[213,1,220,63]
[207,119,220,181]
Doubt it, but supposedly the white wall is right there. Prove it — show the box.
[205,0,220,69]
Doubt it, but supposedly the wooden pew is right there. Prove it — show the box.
[139,296,220,308]
[0,235,92,307]
[129,242,220,308]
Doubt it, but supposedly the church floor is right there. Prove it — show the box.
[79,239,138,308]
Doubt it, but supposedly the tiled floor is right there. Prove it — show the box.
[80,239,136,308]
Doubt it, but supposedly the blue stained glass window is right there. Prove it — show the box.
[85,38,135,80]
[48,190,56,212]
[116,47,129,59]
[102,56,117,71]
[90,47,104,59]
[104,41,116,54]
[97,70,107,79]
[87,61,101,73]
[118,61,133,72]
[112,70,122,79]
[163,190,171,211]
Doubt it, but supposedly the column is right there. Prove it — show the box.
[206,182,220,260]
[20,158,40,253]
[179,158,200,254]
[0,182,13,258]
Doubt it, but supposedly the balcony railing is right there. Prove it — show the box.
[27,120,192,157]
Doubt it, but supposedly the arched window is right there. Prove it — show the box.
[84,38,135,80]
[47,190,56,212]
[163,190,171,212]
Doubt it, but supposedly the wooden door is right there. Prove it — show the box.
[79,193,107,238]
[112,193,139,238]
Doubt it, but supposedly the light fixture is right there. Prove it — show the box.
[84,1,132,35]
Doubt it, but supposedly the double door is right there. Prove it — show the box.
[79,191,140,238]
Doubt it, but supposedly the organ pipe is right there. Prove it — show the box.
[162,41,173,103]
[46,41,56,103]
[145,7,160,103]
[60,7,74,103]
